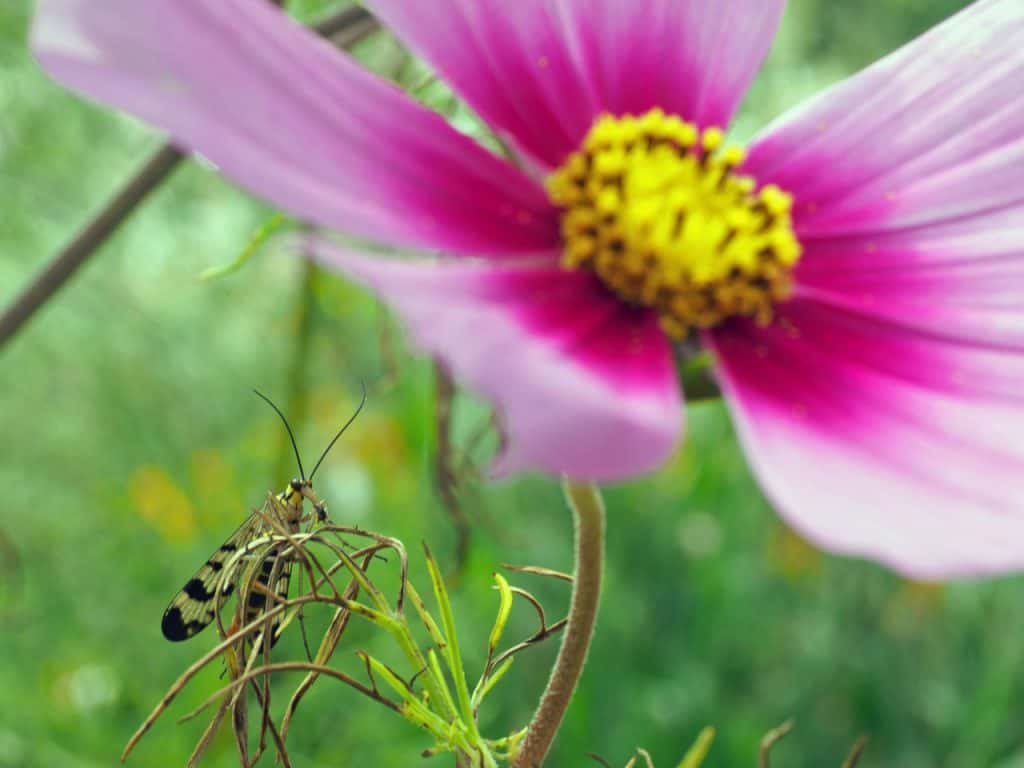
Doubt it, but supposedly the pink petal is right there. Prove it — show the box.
[744,1,1024,364]
[746,0,1024,241]
[304,240,682,481]
[708,299,1024,578]
[366,0,785,169]
[32,0,559,256]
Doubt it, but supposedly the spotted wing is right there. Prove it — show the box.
[243,546,294,648]
[161,515,263,642]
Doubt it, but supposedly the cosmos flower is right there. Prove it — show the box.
[32,0,1024,577]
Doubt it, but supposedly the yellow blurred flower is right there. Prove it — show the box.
[130,465,197,542]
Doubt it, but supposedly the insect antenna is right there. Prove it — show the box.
[253,389,306,480]
[309,383,367,481]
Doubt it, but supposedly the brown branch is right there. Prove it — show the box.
[183,662,403,724]
[280,550,375,740]
[0,6,377,350]
[0,144,184,348]
[759,720,795,768]
[841,735,870,768]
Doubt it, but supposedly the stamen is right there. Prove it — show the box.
[547,109,802,338]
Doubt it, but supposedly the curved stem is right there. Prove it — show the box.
[514,480,605,768]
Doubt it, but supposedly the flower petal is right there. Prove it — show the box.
[747,0,1024,240]
[708,299,1024,578]
[32,0,559,255]
[366,0,785,169]
[304,241,682,481]
[747,1,1024,358]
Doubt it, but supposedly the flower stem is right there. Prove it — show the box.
[514,480,605,768]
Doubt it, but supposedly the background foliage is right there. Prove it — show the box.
[3,1,1019,767]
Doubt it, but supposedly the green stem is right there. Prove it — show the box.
[513,480,605,768]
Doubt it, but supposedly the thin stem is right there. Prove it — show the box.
[513,480,605,768]
[434,363,472,575]
[841,735,869,768]
[759,720,795,768]
[0,144,184,348]
[310,6,373,39]
[0,6,377,351]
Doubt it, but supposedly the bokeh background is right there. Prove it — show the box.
[3,1,1018,766]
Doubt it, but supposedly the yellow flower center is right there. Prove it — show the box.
[547,109,802,338]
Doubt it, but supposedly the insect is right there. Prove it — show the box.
[161,389,365,644]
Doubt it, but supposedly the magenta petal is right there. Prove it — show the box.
[366,0,784,169]
[747,0,1024,240]
[304,241,682,481]
[746,0,1024,361]
[708,300,1024,578]
[32,0,559,256]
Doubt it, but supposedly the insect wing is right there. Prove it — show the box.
[243,548,294,648]
[161,515,262,642]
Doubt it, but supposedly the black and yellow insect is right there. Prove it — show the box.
[161,390,364,644]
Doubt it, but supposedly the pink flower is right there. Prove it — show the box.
[32,0,1024,577]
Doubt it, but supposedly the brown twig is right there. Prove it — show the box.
[126,532,396,762]
[0,144,184,348]
[502,564,574,583]
[183,662,403,723]
[121,597,313,762]
[472,574,571,717]
[759,720,795,768]
[491,615,568,674]
[841,735,870,768]
[185,696,232,768]
[0,6,377,350]
[280,552,374,740]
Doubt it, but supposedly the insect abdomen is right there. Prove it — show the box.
[244,548,292,647]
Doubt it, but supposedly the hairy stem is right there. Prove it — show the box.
[514,480,605,768]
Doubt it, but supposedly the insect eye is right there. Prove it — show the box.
[290,479,303,491]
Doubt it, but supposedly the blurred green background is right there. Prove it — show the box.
[3,1,1019,766]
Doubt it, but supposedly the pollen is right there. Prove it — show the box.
[547,109,802,338]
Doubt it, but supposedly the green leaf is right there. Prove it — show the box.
[199,212,287,281]
[677,726,715,768]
